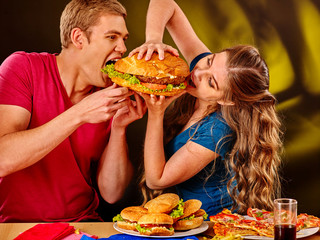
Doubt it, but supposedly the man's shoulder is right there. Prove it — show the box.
[2,51,55,67]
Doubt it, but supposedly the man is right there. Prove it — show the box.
[0,0,146,222]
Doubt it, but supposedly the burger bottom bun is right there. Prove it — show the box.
[110,77,184,96]
[117,221,137,231]
[173,216,204,231]
[139,226,174,236]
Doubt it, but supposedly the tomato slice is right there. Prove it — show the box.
[141,82,167,90]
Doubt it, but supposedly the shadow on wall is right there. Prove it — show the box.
[0,0,319,220]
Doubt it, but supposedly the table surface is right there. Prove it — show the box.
[1,221,320,240]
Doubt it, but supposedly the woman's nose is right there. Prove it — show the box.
[193,68,205,80]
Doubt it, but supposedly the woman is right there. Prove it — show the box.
[130,0,282,215]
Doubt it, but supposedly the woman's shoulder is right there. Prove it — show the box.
[202,112,230,130]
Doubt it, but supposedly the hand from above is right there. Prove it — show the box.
[129,41,179,61]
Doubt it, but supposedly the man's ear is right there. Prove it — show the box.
[70,28,85,49]
[217,100,235,106]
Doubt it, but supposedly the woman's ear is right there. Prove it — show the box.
[217,100,235,106]
[70,28,85,49]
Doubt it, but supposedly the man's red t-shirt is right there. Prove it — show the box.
[0,52,111,222]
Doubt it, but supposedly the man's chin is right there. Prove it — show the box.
[104,78,113,87]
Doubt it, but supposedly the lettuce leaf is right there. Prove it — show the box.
[135,224,151,233]
[112,214,124,222]
[170,199,185,218]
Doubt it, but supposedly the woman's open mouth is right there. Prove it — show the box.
[187,72,196,88]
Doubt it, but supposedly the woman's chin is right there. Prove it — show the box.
[186,86,197,96]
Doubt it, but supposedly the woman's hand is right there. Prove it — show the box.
[137,91,185,117]
[129,41,179,61]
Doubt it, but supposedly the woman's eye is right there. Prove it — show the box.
[208,77,214,88]
[207,58,211,66]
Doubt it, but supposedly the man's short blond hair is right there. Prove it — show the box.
[60,0,127,48]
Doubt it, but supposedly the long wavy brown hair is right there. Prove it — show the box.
[140,45,283,214]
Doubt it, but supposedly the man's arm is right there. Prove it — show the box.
[97,93,146,203]
[0,104,82,177]
[0,85,132,177]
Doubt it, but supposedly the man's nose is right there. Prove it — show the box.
[115,40,127,54]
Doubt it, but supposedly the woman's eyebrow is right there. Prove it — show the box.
[210,54,219,90]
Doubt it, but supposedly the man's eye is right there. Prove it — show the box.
[107,35,116,40]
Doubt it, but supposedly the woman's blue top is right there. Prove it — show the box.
[164,112,235,216]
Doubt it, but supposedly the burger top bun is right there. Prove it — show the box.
[120,206,148,222]
[177,199,202,219]
[194,209,207,217]
[138,213,173,225]
[172,199,204,231]
[115,52,190,79]
[144,193,180,213]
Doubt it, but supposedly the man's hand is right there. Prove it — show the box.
[112,92,147,129]
[74,83,133,124]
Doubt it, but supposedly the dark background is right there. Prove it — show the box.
[1,0,319,221]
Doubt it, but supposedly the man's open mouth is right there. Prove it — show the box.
[105,59,119,66]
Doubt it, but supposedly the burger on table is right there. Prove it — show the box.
[113,193,207,236]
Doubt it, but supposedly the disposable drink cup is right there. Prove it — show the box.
[274,198,297,240]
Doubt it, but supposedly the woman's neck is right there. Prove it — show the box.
[194,99,218,115]
[180,99,218,132]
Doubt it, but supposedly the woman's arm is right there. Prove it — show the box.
[148,0,210,63]
[130,0,210,64]
[140,93,219,189]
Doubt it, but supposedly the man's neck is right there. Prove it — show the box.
[56,49,94,104]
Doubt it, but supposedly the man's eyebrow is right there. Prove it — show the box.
[104,30,129,38]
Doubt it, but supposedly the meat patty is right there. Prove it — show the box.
[136,75,186,85]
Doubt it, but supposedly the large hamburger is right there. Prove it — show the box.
[173,199,207,231]
[144,193,184,221]
[102,52,190,96]
[113,206,148,231]
[136,213,174,236]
